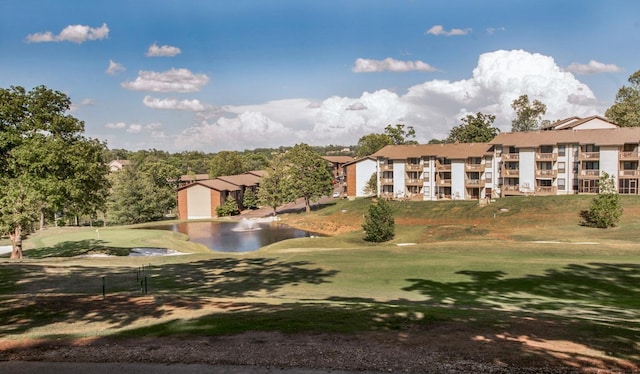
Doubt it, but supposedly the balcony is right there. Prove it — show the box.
[465,163,484,171]
[405,163,423,171]
[620,169,640,177]
[501,169,520,177]
[502,185,524,196]
[620,151,639,160]
[436,177,451,186]
[380,177,394,185]
[379,164,393,171]
[502,153,519,161]
[436,163,451,171]
[535,186,558,195]
[535,169,557,178]
[465,179,483,187]
[405,178,424,186]
[536,153,557,161]
[579,152,599,160]
[579,169,600,178]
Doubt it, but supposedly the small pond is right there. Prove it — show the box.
[144,219,317,253]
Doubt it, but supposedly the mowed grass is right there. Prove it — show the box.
[1,195,640,364]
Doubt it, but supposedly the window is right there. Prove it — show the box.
[558,145,566,157]
[558,178,566,191]
[424,186,430,195]
[485,171,492,181]
[540,145,553,154]
[558,162,565,173]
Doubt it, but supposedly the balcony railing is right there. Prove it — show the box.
[579,152,599,160]
[405,178,424,185]
[501,169,520,177]
[465,163,484,171]
[502,185,523,195]
[465,179,482,186]
[536,153,557,161]
[436,178,451,186]
[405,164,423,171]
[579,169,600,177]
[620,151,639,160]
[536,169,557,178]
[502,153,519,160]
[535,186,557,195]
[620,169,640,176]
[379,164,393,171]
[436,164,451,171]
[380,178,394,185]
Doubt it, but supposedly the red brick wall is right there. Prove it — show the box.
[346,163,357,197]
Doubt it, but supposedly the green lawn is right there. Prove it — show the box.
[1,195,640,366]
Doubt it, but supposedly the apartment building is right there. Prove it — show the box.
[490,126,640,196]
[369,117,640,200]
[371,143,495,201]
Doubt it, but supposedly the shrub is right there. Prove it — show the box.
[216,198,240,217]
[580,172,623,228]
[363,198,395,242]
[243,189,258,210]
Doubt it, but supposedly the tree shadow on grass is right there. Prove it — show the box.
[403,263,640,369]
[0,257,338,337]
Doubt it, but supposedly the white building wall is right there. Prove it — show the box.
[393,162,406,198]
[519,148,536,193]
[451,160,465,199]
[187,184,212,219]
[600,146,619,187]
[355,159,377,197]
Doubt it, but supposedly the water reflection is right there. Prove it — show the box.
[144,221,315,252]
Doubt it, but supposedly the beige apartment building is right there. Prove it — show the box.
[370,117,640,200]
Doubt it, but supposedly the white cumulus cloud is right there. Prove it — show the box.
[26,23,109,43]
[165,49,602,151]
[146,43,182,57]
[175,112,294,151]
[106,60,125,75]
[352,58,437,73]
[121,68,209,92]
[143,96,209,111]
[565,60,622,75]
[426,25,471,36]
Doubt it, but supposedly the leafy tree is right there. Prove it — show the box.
[384,124,418,145]
[356,133,393,157]
[580,172,623,228]
[0,85,109,258]
[284,143,334,213]
[605,69,640,127]
[511,95,547,132]
[362,198,395,242]
[258,154,290,215]
[216,196,240,217]
[242,188,259,210]
[209,151,246,177]
[363,172,378,196]
[106,163,177,225]
[242,152,270,171]
[446,112,499,143]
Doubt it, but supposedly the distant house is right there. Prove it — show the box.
[322,155,354,189]
[541,115,617,131]
[344,157,377,198]
[176,171,264,219]
[177,179,241,219]
[108,159,131,172]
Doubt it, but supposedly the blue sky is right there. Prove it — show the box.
[1,1,639,152]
